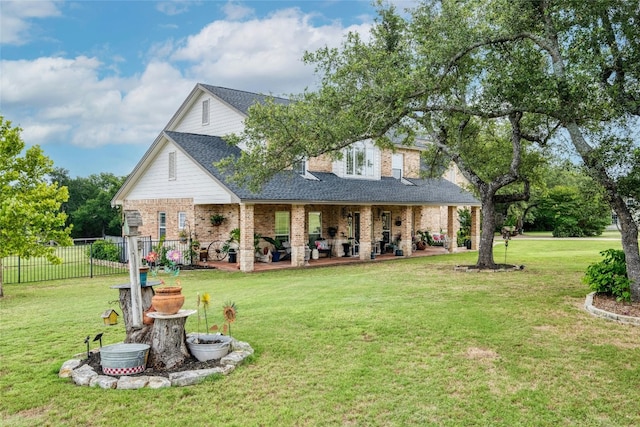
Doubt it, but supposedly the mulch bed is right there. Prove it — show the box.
[80,352,223,379]
[592,293,640,318]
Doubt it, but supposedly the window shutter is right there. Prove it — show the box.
[169,151,176,180]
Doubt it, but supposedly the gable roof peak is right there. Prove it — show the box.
[198,83,290,115]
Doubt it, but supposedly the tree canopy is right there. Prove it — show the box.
[223,0,639,298]
[0,117,72,296]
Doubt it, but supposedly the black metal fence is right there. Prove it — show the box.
[2,237,196,285]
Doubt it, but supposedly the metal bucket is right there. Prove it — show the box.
[100,343,150,376]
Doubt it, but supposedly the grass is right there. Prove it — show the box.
[1,238,640,426]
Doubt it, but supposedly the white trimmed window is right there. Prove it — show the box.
[159,212,166,238]
[345,142,375,177]
[202,99,210,125]
[275,211,290,243]
[168,151,176,180]
[178,212,187,230]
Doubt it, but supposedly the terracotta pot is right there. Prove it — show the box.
[151,286,185,315]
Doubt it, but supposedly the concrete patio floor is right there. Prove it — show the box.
[197,245,463,272]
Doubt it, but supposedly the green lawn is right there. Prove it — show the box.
[1,238,639,426]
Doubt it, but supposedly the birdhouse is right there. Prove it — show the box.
[123,210,143,236]
[101,309,120,326]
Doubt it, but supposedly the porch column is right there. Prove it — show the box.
[291,204,306,267]
[239,203,255,272]
[359,205,372,261]
[470,206,480,250]
[447,206,457,253]
[402,206,412,256]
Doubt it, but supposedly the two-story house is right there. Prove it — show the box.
[111,84,480,272]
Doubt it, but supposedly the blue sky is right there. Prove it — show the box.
[1,1,414,178]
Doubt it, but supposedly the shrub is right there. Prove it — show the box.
[88,240,121,262]
[583,249,631,302]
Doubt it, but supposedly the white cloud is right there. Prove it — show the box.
[0,0,62,45]
[172,8,371,95]
[221,1,255,21]
[0,5,372,152]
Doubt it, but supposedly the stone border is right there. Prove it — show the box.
[584,292,640,326]
[59,338,254,389]
[454,265,525,273]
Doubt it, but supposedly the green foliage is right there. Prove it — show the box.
[0,117,73,278]
[87,239,120,262]
[50,169,126,238]
[457,208,472,246]
[584,249,631,302]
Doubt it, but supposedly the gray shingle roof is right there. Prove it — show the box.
[166,131,479,206]
[199,84,290,115]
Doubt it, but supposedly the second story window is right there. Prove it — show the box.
[294,159,306,175]
[202,99,210,125]
[345,143,374,177]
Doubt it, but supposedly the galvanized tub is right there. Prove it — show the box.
[100,343,150,376]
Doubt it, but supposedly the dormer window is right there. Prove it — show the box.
[392,153,403,179]
[202,99,210,125]
[294,159,306,175]
[345,143,374,177]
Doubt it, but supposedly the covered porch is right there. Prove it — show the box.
[198,241,464,272]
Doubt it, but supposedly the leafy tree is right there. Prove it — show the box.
[221,3,547,268]
[224,0,640,299]
[524,162,611,236]
[0,117,72,297]
[48,169,125,238]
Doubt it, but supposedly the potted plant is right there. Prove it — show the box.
[178,229,188,243]
[262,236,285,262]
[210,213,225,226]
[187,293,236,362]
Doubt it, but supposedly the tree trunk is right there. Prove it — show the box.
[564,123,640,302]
[117,285,191,369]
[118,286,154,342]
[476,193,498,268]
[147,317,190,370]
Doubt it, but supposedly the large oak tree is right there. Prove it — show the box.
[223,0,639,299]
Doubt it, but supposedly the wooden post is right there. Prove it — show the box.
[123,210,144,328]
[125,235,143,328]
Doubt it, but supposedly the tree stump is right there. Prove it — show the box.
[113,283,194,371]
[117,285,154,343]
[145,311,195,370]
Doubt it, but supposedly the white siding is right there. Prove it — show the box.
[173,92,246,138]
[127,141,234,204]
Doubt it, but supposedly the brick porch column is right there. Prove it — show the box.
[470,206,480,250]
[291,204,306,267]
[239,203,255,272]
[359,205,372,260]
[401,206,412,256]
[447,206,457,253]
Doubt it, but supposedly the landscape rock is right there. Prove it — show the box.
[71,364,98,386]
[90,375,118,389]
[169,367,225,387]
[59,359,81,378]
[147,376,172,389]
[117,376,150,390]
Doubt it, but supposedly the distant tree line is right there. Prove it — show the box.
[48,168,126,238]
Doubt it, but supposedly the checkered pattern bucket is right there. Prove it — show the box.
[100,343,150,376]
